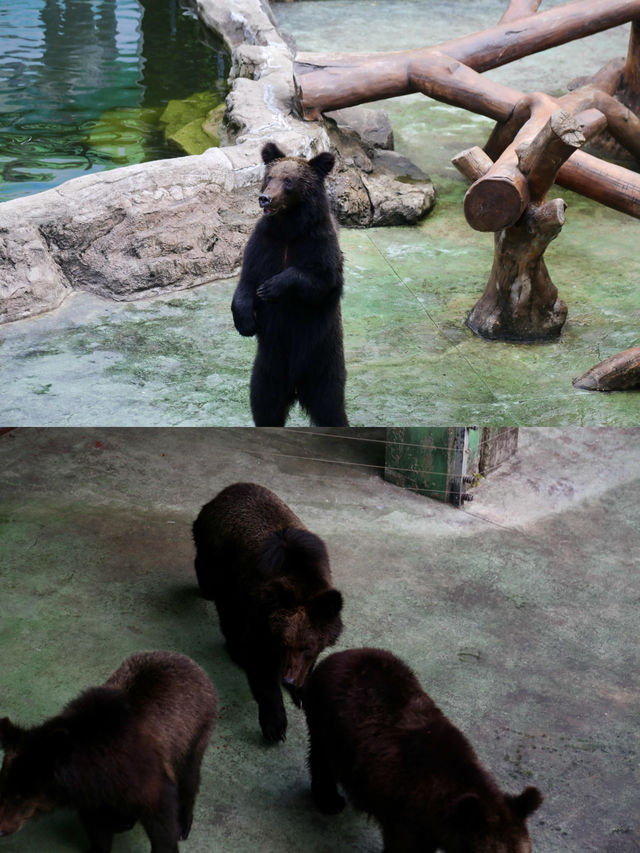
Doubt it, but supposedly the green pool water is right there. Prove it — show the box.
[0,0,230,203]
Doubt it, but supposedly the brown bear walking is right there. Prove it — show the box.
[193,482,343,743]
[0,651,217,853]
[231,142,348,427]
[304,648,543,853]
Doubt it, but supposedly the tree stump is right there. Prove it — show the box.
[466,198,568,341]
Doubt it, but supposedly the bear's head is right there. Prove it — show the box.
[444,785,543,853]
[258,142,335,217]
[264,585,344,690]
[0,718,56,836]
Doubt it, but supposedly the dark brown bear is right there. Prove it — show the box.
[304,648,543,853]
[0,651,217,853]
[231,142,348,427]
[193,482,343,743]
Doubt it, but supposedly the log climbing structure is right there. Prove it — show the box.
[293,0,640,385]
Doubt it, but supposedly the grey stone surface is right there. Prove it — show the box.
[0,0,434,324]
[326,106,395,150]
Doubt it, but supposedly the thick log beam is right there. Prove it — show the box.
[294,0,640,117]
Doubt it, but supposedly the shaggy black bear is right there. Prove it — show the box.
[0,651,217,853]
[231,142,348,427]
[304,648,543,853]
[193,482,343,743]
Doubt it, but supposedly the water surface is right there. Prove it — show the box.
[0,0,229,202]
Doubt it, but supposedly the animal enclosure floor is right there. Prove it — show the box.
[2,3,640,427]
[1,194,639,427]
[0,426,639,853]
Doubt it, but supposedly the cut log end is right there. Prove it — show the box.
[464,177,527,231]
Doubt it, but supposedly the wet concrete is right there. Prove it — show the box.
[2,2,640,426]
[1,427,639,852]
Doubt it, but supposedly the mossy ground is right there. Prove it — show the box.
[1,198,639,426]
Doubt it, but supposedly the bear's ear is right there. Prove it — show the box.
[262,142,286,164]
[507,786,543,819]
[448,793,487,833]
[308,151,335,178]
[308,589,343,624]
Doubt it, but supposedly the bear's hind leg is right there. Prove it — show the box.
[140,779,180,853]
[250,358,294,426]
[308,738,345,814]
[297,371,348,428]
[306,718,345,814]
[175,733,209,840]
[78,808,118,853]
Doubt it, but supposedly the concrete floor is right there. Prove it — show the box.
[1,427,639,853]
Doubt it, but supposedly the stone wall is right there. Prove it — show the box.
[0,0,434,324]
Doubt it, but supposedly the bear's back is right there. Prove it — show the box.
[194,482,306,559]
[104,651,217,763]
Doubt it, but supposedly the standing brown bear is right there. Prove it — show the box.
[0,651,217,853]
[193,482,343,743]
[231,142,348,427]
[304,648,543,853]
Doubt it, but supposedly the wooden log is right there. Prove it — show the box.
[462,96,607,231]
[567,56,624,95]
[394,51,640,224]
[451,146,493,183]
[408,53,520,122]
[622,19,640,106]
[466,198,568,341]
[499,0,542,23]
[294,0,640,117]
[573,346,640,390]
[561,87,640,160]
[555,152,640,217]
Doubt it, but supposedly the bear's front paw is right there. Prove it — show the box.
[259,705,287,743]
[256,276,284,302]
[232,312,257,337]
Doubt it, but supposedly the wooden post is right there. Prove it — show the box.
[468,199,568,341]
[454,148,569,341]
[622,19,640,111]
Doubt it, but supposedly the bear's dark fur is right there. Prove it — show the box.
[304,648,543,853]
[0,651,217,853]
[231,142,348,427]
[193,482,343,743]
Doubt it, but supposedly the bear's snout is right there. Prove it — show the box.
[259,194,272,213]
